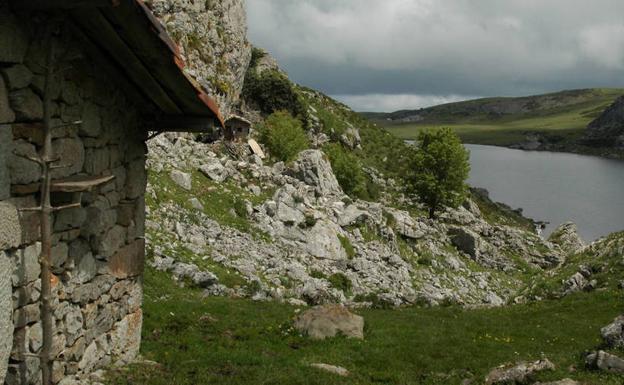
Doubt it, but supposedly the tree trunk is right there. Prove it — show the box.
[428,206,436,220]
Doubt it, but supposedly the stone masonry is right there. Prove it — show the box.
[1,7,147,385]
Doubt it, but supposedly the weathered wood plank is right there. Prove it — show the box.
[51,174,115,192]
[99,1,219,117]
[70,8,183,115]
[11,0,118,10]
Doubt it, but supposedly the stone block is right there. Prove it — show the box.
[0,202,21,250]
[51,138,85,179]
[116,201,136,226]
[74,252,96,284]
[54,206,87,232]
[12,280,40,309]
[0,251,13,384]
[79,103,102,137]
[0,78,15,124]
[109,239,145,279]
[0,126,10,200]
[9,139,41,185]
[1,65,33,90]
[92,225,126,259]
[0,12,29,63]
[11,243,41,286]
[84,147,110,176]
[13,303,39,329]
[9,88,43,122]
[109,310,142,364]
[51,242,69,272]
[11,122,44,145]
[125,158,146,199]
[8,197,40,246]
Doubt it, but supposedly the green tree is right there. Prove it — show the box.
[407,128,470,219]
[258,111,309,162]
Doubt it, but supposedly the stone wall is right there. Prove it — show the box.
[0,8,147,385]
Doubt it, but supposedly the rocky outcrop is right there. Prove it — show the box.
[485,359,555,384]
[548,222,585,255]
[584,95,624,148]
[601,315,624,349]
[147,0,252,117]
[288,150,343,197]
[294,305,364,340]
[585,350,624,374]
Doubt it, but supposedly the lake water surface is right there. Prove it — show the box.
[466,144,624,241]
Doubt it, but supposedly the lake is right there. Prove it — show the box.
[466,144,624,241]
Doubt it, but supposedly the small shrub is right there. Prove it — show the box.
[233,199,248,219]
[258,111,309,162]
[323,143,368,199]
[243,68,306,118]
[310,270,327,279]
[338,234,356,259]
[328,273,352,293]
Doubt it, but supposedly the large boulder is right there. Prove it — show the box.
[586,350,624,374]
[601,315,624,349]
[199,159,227,183]
[294,305,364,340]
[290,150,343,197]
[303,220,348,261]
[485,359,555,384]
[548,222,585,255]
[0,251,13,384]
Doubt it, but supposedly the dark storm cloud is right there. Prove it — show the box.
[246,0,624,111]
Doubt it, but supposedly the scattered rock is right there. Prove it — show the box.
[585,350,624,374]
[199,159,228,182]
[189,198,204,211]
[601,315,624,349]
[170,170,192,191]
[485,359,555,384]
[309,363,349,377]
[548,222,585,255]
[294,305,364,340]
[534,380,579,385]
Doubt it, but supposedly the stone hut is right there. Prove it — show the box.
[0,1,223,384]
[224,115,252,142]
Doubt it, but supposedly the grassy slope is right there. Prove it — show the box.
[106,268,624,385]
[368,88,624,146]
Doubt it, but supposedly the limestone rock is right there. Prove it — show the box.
[170,170,192,191]
[0,251,13,384]
[586,350,624,374]
[0,79,15,124]
[601,315,624,349]
[485,359,555,384]
[310,363,350,377]
[189,197,204,210]
[290,150,343,196]
[534,380,579,385]
[304,220,348,260]
[148,0,251,117]
[9,88,43,121]
[294,305,364,340]
[199,159,227,182]
[548,222,585,255]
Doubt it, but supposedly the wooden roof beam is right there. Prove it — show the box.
[12,0,119,10]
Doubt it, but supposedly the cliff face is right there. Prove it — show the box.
[146,0,252,117]
[584,95,624,148]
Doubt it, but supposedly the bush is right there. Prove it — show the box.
[328,273,352,293]
[323,143,368,199]
[337,234,356,259]
[243,67,306,118]
[258,111,309,162]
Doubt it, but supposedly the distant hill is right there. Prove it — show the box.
[583,95,624,148]
[364,89,624,156]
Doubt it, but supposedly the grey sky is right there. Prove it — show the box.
[245,0,624,112]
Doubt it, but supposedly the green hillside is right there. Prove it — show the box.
[366,88,624,146]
